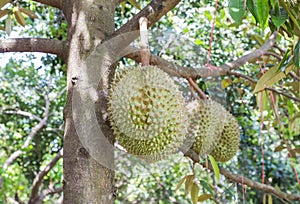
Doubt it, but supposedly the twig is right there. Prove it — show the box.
[29,149,63,203]
[3,109,42,122]
[38,186,63,201]
[183,149,300,202]
[187,77,207,100]
[227,71,300,103]
[264,51,282,60]
[219,32,278,72]
[289,71,300,81]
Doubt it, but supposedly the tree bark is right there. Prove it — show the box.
[63,0,115,203]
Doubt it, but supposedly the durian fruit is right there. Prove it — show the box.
[183,100,228,156]
[108,65,188,161]
[210,112,240,162]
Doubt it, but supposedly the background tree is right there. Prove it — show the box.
[0,0,299,203]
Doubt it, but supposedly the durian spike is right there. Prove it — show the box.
[139,17,150,66]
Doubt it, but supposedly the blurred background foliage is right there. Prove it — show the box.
[0,0,299,203]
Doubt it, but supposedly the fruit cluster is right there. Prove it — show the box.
[108,65,240,162]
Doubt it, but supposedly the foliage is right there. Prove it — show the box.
[0,55,65,202]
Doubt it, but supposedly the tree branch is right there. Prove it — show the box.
[113,0,181,37]
[289,71,300,81]
[124,32,278,78]
[183,149,300,202]
[227,71,300,103]
[39,187,63,201]
[29,149,63,204]
[32,0,63,10]
[0,38,67,61]
[3,109,42,122]
[219,32,278,72]
[3,95,50,169]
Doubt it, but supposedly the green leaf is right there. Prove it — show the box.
[229,0,245,24]
[14,9,26,27]
[120,2,125,18]
[175,175,189,191]
[208,155,220,183]
[185,175,194,193]
[256,0,270,30]
[19,7,38,19]
[253,64,294,93]
[190,183,199,204]
[256,90,269,111]
[221,78,231,89]
[279,0,300,32]
[268,194,273,204]
[252,34,265,45]
[200,180,214,195]
[5,14,11,35]
[294,41,299,68]
[270,7,288,28]
[274,144,286,152]
[198,194,212,202]
[269,0,276,7]
[128,0,141,10]
[247,0,259,23]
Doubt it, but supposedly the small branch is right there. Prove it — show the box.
[113,0,181,37]
[289,71,300,81]
[124,46,196,78]
[264,51,281,60]
[227,71,256,83]
[266,87,300,103]
[32,0,63,10]
[29,149,63,204]
[219,32,278,72]
[3,109,42,122]
[0,38,67,61]
[183,149,300,202]
[187,77,207,100]
[3,95,50,169]
[39,187,63,200]
[227,71,300,103]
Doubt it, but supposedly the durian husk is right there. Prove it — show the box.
[183,100,228,157]
[108,65,188,162]
[210,112,240,162]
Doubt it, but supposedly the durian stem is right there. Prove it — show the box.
[139,17,150,66]
[187,77,207,100]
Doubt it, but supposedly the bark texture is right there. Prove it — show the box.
[63,0,115,203]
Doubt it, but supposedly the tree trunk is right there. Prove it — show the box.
[63,0,116,203]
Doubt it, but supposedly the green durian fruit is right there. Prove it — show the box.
[108,65,188,161]
[184,100,227,156]
[210,112,240,162]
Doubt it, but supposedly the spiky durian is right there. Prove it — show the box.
[183,100,227,156]
[108,65,188,161]
[210,112,240,162]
